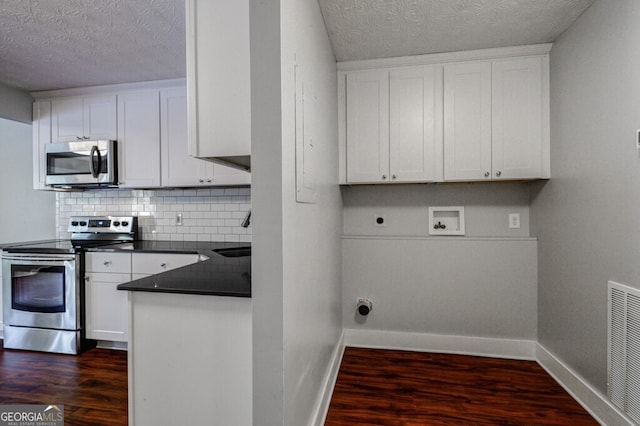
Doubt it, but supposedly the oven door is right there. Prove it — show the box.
[2,253,80,331]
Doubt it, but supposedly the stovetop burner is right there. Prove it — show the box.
[2,216,139,254]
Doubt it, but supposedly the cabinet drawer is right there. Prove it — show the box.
[132,253,200,275]
[85,253,132,274]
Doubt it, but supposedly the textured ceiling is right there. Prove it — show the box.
[0,0,594,92]
[319,0,595,62]
[0,0,185,92]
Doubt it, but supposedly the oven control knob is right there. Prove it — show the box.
[71,221,79,226]
[80,221,87,226]
[122,221,129,227]
[113,221,121,227]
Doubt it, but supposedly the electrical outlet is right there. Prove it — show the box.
[374,214,387,227]
[176,213,183,226]
[509,213,520,229]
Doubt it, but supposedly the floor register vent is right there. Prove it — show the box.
[608,280,640,423]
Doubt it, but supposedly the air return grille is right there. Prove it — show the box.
[608,280,640,423]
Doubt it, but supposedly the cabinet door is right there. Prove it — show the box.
[161,87,214,187]
[346,69,390,183]
[492,57,543,179]
[85,272,130,342]
[118,91,161,188]
[85,252,132,274]
[32,100,51,190]
[186,0,251,161]
[51,97,84,142]
[443,61,492,181]
[389,66,443,182]
[131,253,200,275]
[51,95,116,142]
[84,95,117,140]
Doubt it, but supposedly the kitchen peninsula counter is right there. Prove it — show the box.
[118,240,252,425]
[94,240,251,297]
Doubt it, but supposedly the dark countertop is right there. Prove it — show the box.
[104,241,251,297]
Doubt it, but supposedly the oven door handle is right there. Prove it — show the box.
[90,145,102,178]
[2,255,76,262]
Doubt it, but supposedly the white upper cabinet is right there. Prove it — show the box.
[444,56,547,181]
[389,66,443,183]
[118,90,161,188]
[160,87,214,186]
[51,95,117,142]
[186,0,251,171]
[491,56,545,180]
[345,69,390,183]
[344,65,447,184]
[443,61,492,181]
[160,87,251,187]
[339,45,550,184]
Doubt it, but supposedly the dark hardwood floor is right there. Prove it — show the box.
[0,344,128,426]
[326,347,599,425]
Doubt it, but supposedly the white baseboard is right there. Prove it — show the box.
[311,331,346,426]
[536,344,634,426]
[343,328,537,360]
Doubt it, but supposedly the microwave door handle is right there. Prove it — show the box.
[89,145,102,178]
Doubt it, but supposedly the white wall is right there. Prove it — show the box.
[531,0,640,393]
[0,118,56,244]
[343,183,531,237]
[343,237,537,339]
[280,1,342,425]
[251,0,343,424]
[342,182,537,344]
[0,83,32,124]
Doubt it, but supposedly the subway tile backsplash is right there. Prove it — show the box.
[56,187,251,242]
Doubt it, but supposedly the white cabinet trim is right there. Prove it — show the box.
[337,43,552,71]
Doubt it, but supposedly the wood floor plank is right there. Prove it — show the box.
[0,345,127,425]
[325,347,599,425]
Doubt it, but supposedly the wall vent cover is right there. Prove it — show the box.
[608,280,640,423]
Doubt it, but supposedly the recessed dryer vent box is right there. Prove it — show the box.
[428,206,465,236]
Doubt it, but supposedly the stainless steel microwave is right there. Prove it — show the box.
[45,140,118,187]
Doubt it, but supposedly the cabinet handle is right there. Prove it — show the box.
[496,171,502,177]
[382,174,387,180]
[484,172,490,177]
[76,136,83,141]
[206,178,212,183]
[392,174,397,180]
[103,260,112,267]
[199,179,204,183]
[85,276,90,282]
[161,263,167,268]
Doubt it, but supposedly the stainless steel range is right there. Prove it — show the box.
[2,216,138,354]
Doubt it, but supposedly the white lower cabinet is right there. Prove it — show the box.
[131,253,200,276]
[85,272,131,342]
[84,253,132,343]
[85,251,201,344]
